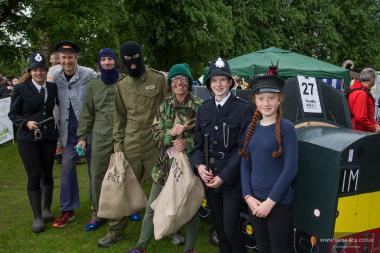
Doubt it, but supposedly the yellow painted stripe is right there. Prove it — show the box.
[335,191,380,235]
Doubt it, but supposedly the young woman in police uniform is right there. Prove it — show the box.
[191,57,252,253]
[240,72,298,253]
[8,52,58,233]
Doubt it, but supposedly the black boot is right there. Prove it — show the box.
[41,185,54,222]
[27,190,44,233]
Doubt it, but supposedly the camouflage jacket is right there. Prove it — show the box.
[151,93,203,185]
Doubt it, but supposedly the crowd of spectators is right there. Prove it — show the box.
[0,74,19,98]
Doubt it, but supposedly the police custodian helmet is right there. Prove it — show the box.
[205,57,235,90]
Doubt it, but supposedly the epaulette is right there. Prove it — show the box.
[236,96,250,104]
[202,98,214,104]
[118,73,127,81]
[149,67,167,77]
[193,95,204,103]
[163,94,173,101]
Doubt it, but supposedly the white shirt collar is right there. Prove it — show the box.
[215,92,231,107]
[32,79,47,91]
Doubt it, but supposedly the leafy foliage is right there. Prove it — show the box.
[1,0,380,77]
[123,0,234,73]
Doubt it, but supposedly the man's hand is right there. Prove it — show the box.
[170,124,187,136]
[197,164,213,183]
[206,175,224,188]
[76,140,87,150]
[255,198,276,218]
[375,125,380,133]
[172,138,186,152]
[26,121,38,130]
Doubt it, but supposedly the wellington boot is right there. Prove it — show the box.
[27,190,44,233]
[41,185,54,222]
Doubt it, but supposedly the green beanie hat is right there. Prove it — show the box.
[167,63,193,90]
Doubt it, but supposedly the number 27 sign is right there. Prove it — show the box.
[297,76,322,113]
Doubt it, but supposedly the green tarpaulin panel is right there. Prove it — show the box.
[205,47,351,87]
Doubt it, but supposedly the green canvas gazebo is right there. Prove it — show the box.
[210,47,351,87]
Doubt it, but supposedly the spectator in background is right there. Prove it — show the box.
[50,52,60,66]
[348,68,380,133]
[47,40,97,228]
[10,76,20,86]
[0,75,13,98]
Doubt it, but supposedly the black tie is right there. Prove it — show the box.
[217,104,222,111]
[40,87,45,102]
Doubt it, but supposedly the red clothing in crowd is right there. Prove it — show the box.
[348,80,377,132]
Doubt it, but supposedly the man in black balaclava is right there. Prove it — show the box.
[98,41,168,248]
[120,41,145,78]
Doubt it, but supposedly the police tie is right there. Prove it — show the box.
[40,87,46,102]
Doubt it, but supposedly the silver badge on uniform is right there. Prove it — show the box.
[35,53,43,62]
[145,85,155,90]
[215,57,225,68]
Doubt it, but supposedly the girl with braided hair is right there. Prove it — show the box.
[240,74,298,253]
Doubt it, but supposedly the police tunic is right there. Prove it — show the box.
[9,80,58,142]
[191,94,253,192]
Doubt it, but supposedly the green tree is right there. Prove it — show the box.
[1,0,380,77]
[332,0,380,69]
[27,0,129,68]
[122,0,235,74]
[279,0,342,63]
[0,0,129,75]
[0,0,35,76]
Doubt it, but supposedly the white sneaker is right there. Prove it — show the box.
[169,232,185,245]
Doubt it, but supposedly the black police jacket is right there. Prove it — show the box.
[190,94,253,193]
[8,80,59,142]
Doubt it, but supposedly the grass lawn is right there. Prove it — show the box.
[1,142,249,253]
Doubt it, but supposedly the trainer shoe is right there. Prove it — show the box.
[84,218,105,231]
[129,213,142,222]
[52,211,75,228]
[169,232,185,245]
[97,234,124,248]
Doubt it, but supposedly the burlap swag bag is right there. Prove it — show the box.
[151,151,204,240]
[97,151,147,219]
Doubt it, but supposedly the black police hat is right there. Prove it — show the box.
[205,57,235,88]
[28,52,48,71]
[54,40,80,53]
[248,75,285,93]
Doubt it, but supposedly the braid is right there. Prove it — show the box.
[272,104,283,158]
[239,109,262,159]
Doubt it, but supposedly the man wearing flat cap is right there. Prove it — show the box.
[47,40,97,228]
[97,41,168,248]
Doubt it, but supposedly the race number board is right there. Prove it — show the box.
[297,76,322,113]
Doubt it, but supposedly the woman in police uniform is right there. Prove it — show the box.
[8,52,58,233]
[190,57,252,253]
